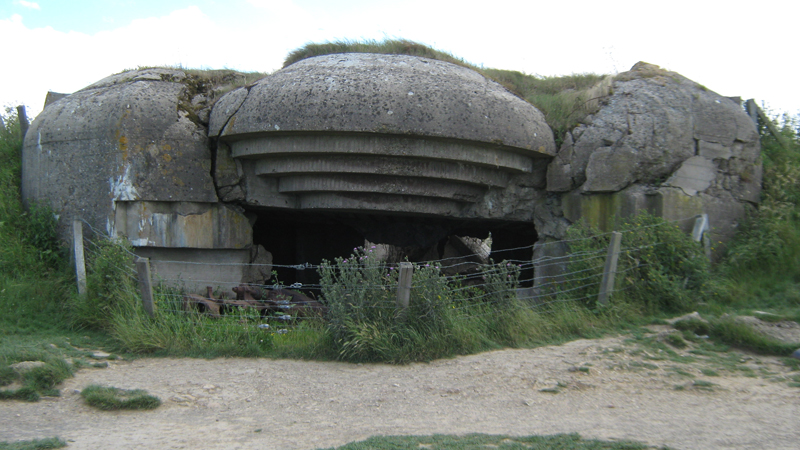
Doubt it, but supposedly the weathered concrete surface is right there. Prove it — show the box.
[22,60,763,292]
[547,62,759,196]
[210,54,556,222]
[22,68,218,239]
[135,247,252,293]
[542,62,760,259]
[210,53,555,155]
[113,201,251,249]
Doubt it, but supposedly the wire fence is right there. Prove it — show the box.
[71,214,708,330]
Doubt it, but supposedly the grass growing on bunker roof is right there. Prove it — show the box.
[283,38,612,145]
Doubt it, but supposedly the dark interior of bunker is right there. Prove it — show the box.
[248,207,536,293]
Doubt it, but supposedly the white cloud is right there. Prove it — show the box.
[0,7,266,117]
[15,1,40,10]
[1,2,798,119]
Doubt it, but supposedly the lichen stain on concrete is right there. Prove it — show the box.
[117,133,129,161]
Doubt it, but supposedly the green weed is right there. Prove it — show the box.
[692,380,716,391]
[709,317,797,356]
[0,437,66,450]
[561,212,710,314]
[665,334,687,349]
[80,384,161,410]
[319,433,656,450]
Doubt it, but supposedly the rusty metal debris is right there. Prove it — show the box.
[182,285,328,320]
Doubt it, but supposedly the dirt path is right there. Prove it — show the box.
[2,328,799,450]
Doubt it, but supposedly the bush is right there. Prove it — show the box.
[716,111,800,310]
[320,247,529,363]
[69,238,137,331]
[562,212,710,313]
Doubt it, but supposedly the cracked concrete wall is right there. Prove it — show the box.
[21,59,761,294]
[208,53,556,224]
[543,62,760,251]
[21,68,259,292]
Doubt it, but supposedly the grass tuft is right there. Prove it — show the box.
[81,384,161,410]
[0,437,66,450]
[708,316,797,356]
[319,433,656,450]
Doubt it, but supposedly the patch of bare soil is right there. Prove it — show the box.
[2,326,799,450]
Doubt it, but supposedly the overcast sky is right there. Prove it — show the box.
[1,0,798,119]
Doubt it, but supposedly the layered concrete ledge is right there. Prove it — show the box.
[209,53,556,219]
[230,134,539,172]
[277,174,485,202]
[253,154,512,186]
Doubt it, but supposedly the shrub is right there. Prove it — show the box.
[320,247,527,363]
[716,111,800,310]
[70,238,137,330]
[561,212,710,313]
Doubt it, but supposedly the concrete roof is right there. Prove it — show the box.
[210,53,555,155]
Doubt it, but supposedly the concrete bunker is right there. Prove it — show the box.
[21,55,760,293]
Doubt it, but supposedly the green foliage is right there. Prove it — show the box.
[0,437,66,450]
[88,246,332,358]
[0,354,74,402]
[320,433,655,450]
[673,318,711,336]
[0,108,67,278]
[81,384,161,410]
[562,212,710,314]
[664,333,687,349]
[707,316,797,356]
[716,111,800,311]
[284,39,472,69]
[69,238,137,331]
[320,247,536,363]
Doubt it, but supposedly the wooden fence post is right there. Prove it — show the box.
[692,214,708,242]
[746,98,791,150]
[16,105,28,139]
[71,219,87,296]
[692,214,712,260]
[396,262,414,309]
[135,257,155,317]
[597,231,622,306]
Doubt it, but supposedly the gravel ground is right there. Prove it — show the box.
[2,323,799,450]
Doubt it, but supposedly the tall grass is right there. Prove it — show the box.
[0,109,72,337]
[715,112,800,313]
[562,213,711,315]
[318,247,635,363]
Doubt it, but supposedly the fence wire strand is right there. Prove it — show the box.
[74,213,706,325]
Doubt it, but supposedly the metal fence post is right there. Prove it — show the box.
[396,262,414,309]
[135,257,155,317]
[597,231,622,306]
